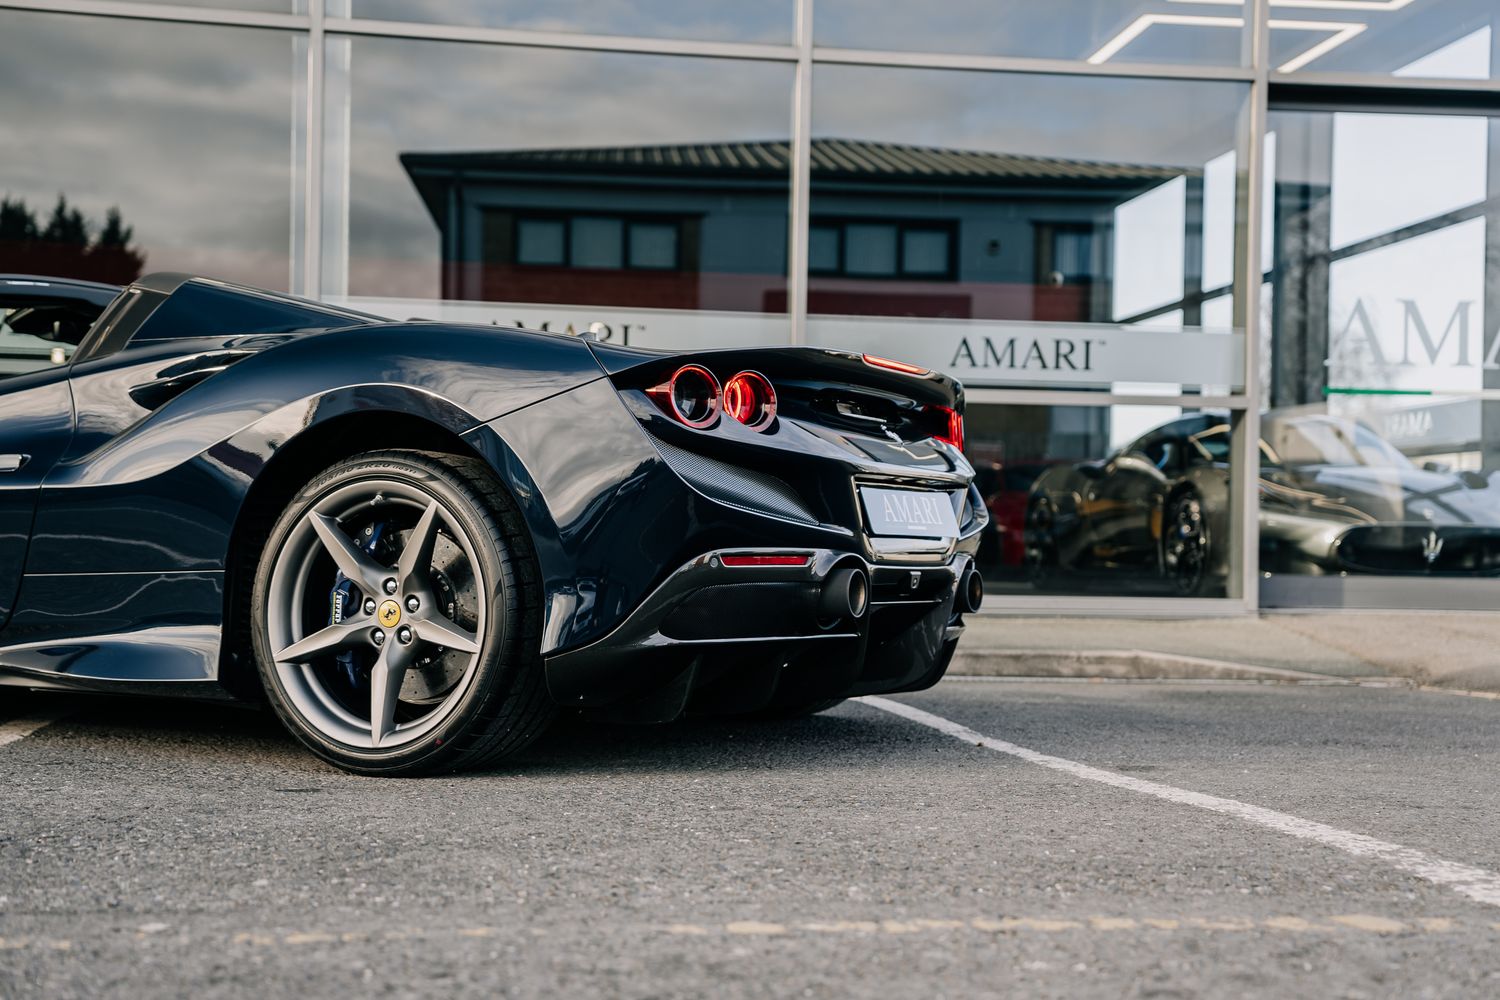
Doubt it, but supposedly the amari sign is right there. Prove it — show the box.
[807,315,1244,390]
[1331,297,1500,394]
[1325,216,1496,396]
[340,296,1246,392]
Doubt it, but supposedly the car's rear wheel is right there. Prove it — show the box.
[250,449,552,776]
[1024,497,1060,589]
[1163,490,1211,597]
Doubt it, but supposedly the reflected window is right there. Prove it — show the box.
[965,403,1233,598]
[629,223,678,270]
[809,225,840,272]
[1263,105,1500,591]
[0,11,297,291]
[1038,225,1095,288]
[809,219,954,280]
[571,217,624,269]
[331,40,792,315]
[808,67,1247,347]
[903,230,951,276]
[846,224,898,276]
[512,214,683,272]
[0,297,97,378]
[516,219,565,266]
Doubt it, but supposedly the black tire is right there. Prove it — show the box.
[250,449,553,776]
[1024,496,1060,589]
[1163,489,1211,598]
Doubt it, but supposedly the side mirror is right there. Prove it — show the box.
[1423,460,1452,474]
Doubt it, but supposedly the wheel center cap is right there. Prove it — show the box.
[377,599,402,628]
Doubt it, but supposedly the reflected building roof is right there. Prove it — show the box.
[401,137,1186,184]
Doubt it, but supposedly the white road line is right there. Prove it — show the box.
[0,713,63,749]
[860,695,1500,909]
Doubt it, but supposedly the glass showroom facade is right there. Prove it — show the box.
[2,0,1498,612]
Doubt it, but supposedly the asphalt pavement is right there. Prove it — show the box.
[3,678,1500,998]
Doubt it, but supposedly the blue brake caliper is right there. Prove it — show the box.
[329,521,387,689]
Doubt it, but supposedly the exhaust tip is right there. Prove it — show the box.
[960,565,984,614]
[847,568,869,618]
[821,567,869,621]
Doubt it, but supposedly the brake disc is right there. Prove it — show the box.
[398,532,480,706]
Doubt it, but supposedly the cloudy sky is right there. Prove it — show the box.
[2,2,1491,301]
[345,0,791,44]
[0,9,298,289]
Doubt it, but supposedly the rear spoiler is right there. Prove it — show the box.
[588,342,962,411]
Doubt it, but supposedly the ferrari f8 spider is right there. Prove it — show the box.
[0,274,984,774]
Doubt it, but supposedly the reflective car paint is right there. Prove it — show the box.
[0,273,982,709]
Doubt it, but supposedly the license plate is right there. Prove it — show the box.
[859,487,960,538]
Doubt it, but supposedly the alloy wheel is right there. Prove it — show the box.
[264,478,491,750]
[1164,493,1208,596]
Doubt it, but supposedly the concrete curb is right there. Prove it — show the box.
[950,649,1358,683]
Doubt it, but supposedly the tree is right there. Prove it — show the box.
[0,196,39,243]
[0,194,144,283]
[41,194,89,246]
[95,207,134,249]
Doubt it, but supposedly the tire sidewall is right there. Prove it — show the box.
[1164,490,1210,598]
[250,452,521,775]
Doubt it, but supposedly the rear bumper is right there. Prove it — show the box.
[543,546,976,717]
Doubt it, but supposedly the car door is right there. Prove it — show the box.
[0,366,74,631]
[0,279,116,633]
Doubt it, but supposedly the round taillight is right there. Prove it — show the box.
[722,370,777,431]
[666,364,720,428]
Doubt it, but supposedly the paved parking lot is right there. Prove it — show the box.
[4,678,1500,998]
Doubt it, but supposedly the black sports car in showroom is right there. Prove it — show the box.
[1025,410,1500,595]
[0,273,985,775]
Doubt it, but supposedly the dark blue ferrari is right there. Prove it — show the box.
[0,273,985,775]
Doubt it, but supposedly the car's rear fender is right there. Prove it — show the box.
[462,378,862,659]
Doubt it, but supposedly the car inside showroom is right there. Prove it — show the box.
[2,0,1497,619]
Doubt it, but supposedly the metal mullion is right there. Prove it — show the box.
[812,45,1257,82]
[325,15,799,63]
[0,0,308,29]
[302,0,323,299]
[787,0,813,345]
[1231,0,1272,611]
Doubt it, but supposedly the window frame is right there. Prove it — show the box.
[513,212,685,272]
[808,216,958,281]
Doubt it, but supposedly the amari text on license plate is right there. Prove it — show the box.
[859,486,960,538]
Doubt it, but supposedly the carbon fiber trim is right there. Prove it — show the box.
[649,437,821,526]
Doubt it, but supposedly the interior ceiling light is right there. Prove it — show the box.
[1086,8,1374,73]
[1268,20,1369,72]
[1086,14,1241,64]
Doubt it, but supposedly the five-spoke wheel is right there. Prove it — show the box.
[251,450,551,775]
[1163,490,1210,597]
